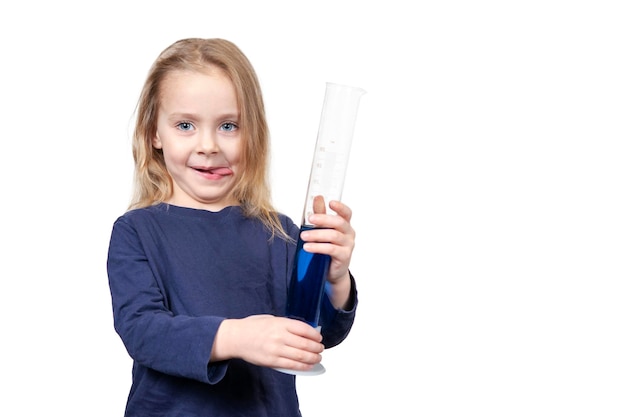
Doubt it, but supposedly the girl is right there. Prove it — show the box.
[107,38,358,416]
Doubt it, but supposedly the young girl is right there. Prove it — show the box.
[106,38,358,416]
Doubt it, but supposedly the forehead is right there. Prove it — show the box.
[160,67,232,93]
[158,69,238,111]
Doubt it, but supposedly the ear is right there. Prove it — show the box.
[152,132,163,149]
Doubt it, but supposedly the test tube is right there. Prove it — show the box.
[276,82,364,376]
[286,82,365,334]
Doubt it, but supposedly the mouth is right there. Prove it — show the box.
[192,166,233,179]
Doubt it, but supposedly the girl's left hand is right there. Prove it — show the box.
[300,198,355,285]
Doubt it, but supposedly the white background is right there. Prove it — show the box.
[1,1,625,416]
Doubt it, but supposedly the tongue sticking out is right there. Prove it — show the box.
[208,167,233,176]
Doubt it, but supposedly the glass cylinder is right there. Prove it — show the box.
[285,82,366,328]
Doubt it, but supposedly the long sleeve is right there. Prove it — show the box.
[107,215,226,383]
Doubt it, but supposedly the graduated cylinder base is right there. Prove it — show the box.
[285,226,331,327]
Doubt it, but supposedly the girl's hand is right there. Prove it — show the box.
[212,315,324,371]
[300,197,355,308]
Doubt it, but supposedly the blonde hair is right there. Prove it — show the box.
[129,38,289,240]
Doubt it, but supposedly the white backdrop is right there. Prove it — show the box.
[1,1,625,416]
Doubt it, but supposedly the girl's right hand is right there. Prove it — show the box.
[211,315,324,371]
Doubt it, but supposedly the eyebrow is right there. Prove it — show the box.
[167,112,197,120]
[167,111,240,121]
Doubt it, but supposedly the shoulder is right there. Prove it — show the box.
[275,211,295,227]
[110,204,183,240]
[113,204,161,225]
[274,212,300,240]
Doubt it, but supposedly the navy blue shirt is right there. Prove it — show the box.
[107,203,357,416]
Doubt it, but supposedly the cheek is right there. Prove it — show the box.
[226,141,244,165]
[161,145,188,169]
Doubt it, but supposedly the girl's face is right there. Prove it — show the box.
[153,69,242,211]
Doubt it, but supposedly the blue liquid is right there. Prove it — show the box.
[285,226,331,327]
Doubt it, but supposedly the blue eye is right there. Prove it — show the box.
[177,122,194,131]
[220,122,238,132]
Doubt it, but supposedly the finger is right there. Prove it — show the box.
[283,346,323,365]
[313,195,326,214]
[329,200,352,221]
[284,336,324,354]
[274,351,322,370]
[284,318,323,342]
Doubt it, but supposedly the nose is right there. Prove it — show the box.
[197,130,219,154]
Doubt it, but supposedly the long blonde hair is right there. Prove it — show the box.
[129,38,289,240]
